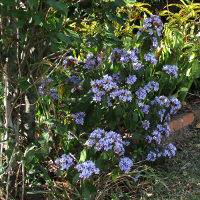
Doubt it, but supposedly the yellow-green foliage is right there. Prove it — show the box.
[114,2,152,38]
[160,0,200,29]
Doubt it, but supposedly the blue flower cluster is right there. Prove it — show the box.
[65,75,84,93]
[135,88,147,100]
[138,15,163,37]
[119,157,133,173]
[48,88,58,100]
[139,95,181,161]
[38,78,59,100]
[75,160,100,179]
[112,71,121,83]
[142,120,150,130]
[163,65,178,78]
[110,89,132,102]
[84,53,103,69]
[91,75,132,104]
[85,129,125,155]
[136,81,159,100]
[170,97,181,114]
[137,15,163,51]
[72,112,85,125]
[163,143,177,158]
[39,77,53,95]
[144,53,157,65]
[152,96,181,115]
[108,48,143,70]
[146,151,157,161]
[55,154,75,170]
[69,75,79,84]
[109,48,139,64]
[146,143,177,161]
[126,75,137,85]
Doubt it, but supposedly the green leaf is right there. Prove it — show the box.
[111,168,119,182]
[32,15,42,25]
[79,149,87,163]
[17,77,31,92]
[113,0,126,6]
[177,87,189,93]
[0,0,17,6]
[82,184,91,200]
[190,60,200,78]
[66,30,81,42]
[45,0,68,11]
[38,132,51,145]
[125,0,136,3]
[115,106,123,117]
[26,190,52,194]
[56,32,70,44]
[44,119,56,125]
[72,173,80,184]
[24,144,36,163]
[28,0,37,9]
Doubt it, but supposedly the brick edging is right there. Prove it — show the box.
[169,107,200,133]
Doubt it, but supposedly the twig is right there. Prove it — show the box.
[6,144,17,200]
[15,162,22,198]
[21,160,25,200]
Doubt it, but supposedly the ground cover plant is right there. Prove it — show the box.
[0,0,200,199]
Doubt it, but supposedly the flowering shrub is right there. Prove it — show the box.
[39,15,181,198]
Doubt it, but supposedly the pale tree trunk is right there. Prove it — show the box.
[21,85,37,143]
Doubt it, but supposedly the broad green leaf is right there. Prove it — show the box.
[111,168,119,182]
[17,77,31,92]
[56,32,70,44]
[79,149,87,163]
[113,0,126,6]
[66,30,81,41]
[28,0,37,9]
[190,60,200,78]
[44,119,56,125]
[38,132,51,145]
[0,0,17,6]
[82,184,91,200]
[45,0,68,11]
[72,173,80,184]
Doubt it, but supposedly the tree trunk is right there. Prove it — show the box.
[20,85,37,143]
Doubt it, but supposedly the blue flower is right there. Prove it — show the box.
[39,86,44,95]
[163,143,176,158]
[85,129,125,155]
[169,97,181,114]
[144,53,157,65]
[126,75,137,85]
[49,88,58,100]
[135,88,147,100]
[142,120,150,130]
[134,173,141,182]
[146,135,152,143]
[119,157,133,173]
[163,65,178,78]
[70,75,79,84]
[75,160,100,179]
[55,154,75,170]
[152,130,162,144]
[72,112,85,125]
[132,62,144,70]
[146,151,157,162]
[141,104,150,114]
